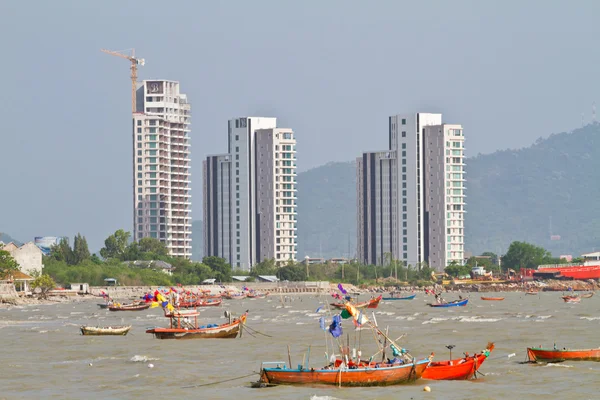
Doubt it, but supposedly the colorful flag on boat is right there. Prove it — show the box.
[329,315,343,338]
[337,283,347,294]
[319,316,326,331]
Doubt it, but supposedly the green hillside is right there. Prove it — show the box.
[466,123,600,257]
[0,232,20,246]
[296,161,357,259]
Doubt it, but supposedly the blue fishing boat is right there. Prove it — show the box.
[427,298,468,308]
[383,293,416,301]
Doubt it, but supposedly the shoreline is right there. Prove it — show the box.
[1,278,597,307]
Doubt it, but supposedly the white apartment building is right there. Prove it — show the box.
[203,154,233,266]
[357,113,465,271]
[423,124,465,268]
[133,80,192,258]
[255,128,297,263]
[204,117,297,271]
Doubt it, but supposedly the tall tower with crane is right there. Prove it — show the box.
[101,48,192,258]
[101,48,145,113]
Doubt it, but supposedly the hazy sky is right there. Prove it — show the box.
[2,1,600,252]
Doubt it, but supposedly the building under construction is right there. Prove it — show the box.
[102,49,192,258]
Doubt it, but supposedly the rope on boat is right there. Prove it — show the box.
[181,372,258,388]
[243,324,273,338]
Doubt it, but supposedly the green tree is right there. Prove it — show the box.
[137,237,169,257]
[250,259,277,278]
[276,264,307,281]
[202,256,232,282]
[100,229,130,260]
[72,233,91,264]
[31,274,56,299]
[480,252,499,265]
[501,241,555,270]
[0,250,20,276]
[50,238,74,264]
[445,261,471,277]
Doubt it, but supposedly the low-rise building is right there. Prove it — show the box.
[0,242,43,276]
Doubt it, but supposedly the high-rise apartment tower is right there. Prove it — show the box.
[357,113,465,270]
[133,80,192,258]
[203,117,297,270]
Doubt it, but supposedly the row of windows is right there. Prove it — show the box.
[136,120,158,127]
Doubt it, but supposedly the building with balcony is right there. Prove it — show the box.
[133,80,192,258]
[356,113,465,271]
[203,117,297,271]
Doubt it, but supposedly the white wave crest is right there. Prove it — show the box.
[581,316,600,321]
[310,395,340,400]
[129,355,160,363]
[459,316,501,323]
[545,363,573,368]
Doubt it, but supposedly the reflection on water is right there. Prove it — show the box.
[1,292,599,399]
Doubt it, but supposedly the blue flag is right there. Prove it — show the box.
[319,316,326,331]
[329,315,343,338]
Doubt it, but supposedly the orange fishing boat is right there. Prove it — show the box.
[527,346,600,362]
[331,295,382,310]
[146,309,247,339]
[258,298,430,387]
[481,297,504,301]
[422,343,494,380]
[259,357,431,387]
[561,295,581,304]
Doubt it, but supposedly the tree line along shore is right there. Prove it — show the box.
[1,230,595,300]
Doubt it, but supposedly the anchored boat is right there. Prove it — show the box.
[428,298,468,308]
[527,346,600,362]
[146,309,247,339]
[422,342,494,380]
[331,295,382,310]
[383,293,416,301]
[80,325,131,336]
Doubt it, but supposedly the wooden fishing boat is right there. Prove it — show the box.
[422,343,494,380]
[259,357,431,387]
[80,325,131,336]
[427,298,468,308]
[247,292,269,299]
[383,293,416,301]
[480,296,504,301]
[108,302,151,311]
[581,292,594,298]
[525,290,539,295]
[331,295,382,310]
[562,296,581,303]
[223,293,246,300]
[197,298,222,307]
[527,346,600,363]
[146,310,247,339]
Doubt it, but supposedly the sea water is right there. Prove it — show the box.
[1,292,599,399]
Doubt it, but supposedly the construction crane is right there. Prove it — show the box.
[101,48,145,113]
